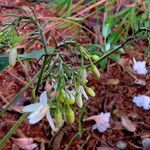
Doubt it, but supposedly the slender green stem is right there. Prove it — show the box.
[0,113,28,149]
[35,55,48,94]
[78,105,85,135]
[86,27,150,68]
[0,71,40,116]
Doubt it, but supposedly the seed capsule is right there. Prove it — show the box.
[54,107,63,128]
[90,64,100,78]
[9,48,17,67]
[84,86,95,97]
[65,105,75,124]
[75,92,83,108]
[91,55,100,61]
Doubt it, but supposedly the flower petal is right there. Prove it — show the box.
[46,111,57,131]
[80,86,89,100]
[97,125,107,132]
[22,103,41,112]
[133,95,150,110]
[28,111,45,124]
[133,58,148,75]
[40,91,48,107]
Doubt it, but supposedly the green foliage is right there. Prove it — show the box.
[0,1,150,149]
[0,47,55,72]
[0,28,22,48]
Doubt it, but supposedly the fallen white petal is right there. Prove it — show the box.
[84,112,111,132]
[133,58,148,75]
[22,103,41,112]
[133,95,150,110]
[14,138,37,150]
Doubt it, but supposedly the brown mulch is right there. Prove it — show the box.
[0,1,150,150]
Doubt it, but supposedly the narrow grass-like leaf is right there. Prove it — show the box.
[0,71,40,116]
[0,113,28,149]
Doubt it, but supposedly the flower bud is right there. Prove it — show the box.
[79,66,87,83]
[58,88,66,103]
[84,86,95,97]
[64,92,75,105]
[54,107,63,128]
[9,48,17,67]
[91,55,100,61]
[90,64,100,78]
[65,97,75,105]
[75,92,83,108]
[65,105,75,124]
[79,46,89,59]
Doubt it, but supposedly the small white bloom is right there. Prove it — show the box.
[133,95,150,110]
[22,91,57,131]
[133,58,148,75]
[83,112,111,132]
[77,86,89,100]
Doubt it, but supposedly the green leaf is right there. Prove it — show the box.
[99,59,107,69]
[0,56,9,72]
[0,47,55,72]
[102,23,111,39]
[108,32,120,43]
[117,48,125,54]
[113,7,133,18]
[0,113,28,149]
[106,17,114,27]
[109,54,121,62]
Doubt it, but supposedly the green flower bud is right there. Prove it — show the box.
[58,88,66,103]
[84,86,95,97]
[79,46,90,59]
[64,92,75,105]
[65,105,75,124]
[65,97,75,105]
[79,66,87,83]
[54,107,63,128]
[75,92,83,108]
[90,64,100,78]
[9,48,17,67]
[91,55,100,61]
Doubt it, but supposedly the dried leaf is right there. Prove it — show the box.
[106,79,120,85]
[121,116,136,132]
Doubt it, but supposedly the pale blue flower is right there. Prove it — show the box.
[133,58,148,75]
[79,86,89,100]
[133,95,150,110]
[84,112,111,132]
[22,91,57,131]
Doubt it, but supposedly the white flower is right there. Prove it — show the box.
[133,58,148,75]
[77,85,89,100]
[133,95,150,110]
[22,91,57,131]
[83,112,111,132]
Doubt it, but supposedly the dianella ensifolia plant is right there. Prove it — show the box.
[0,8,100,129]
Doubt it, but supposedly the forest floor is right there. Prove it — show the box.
[0,0,150,150]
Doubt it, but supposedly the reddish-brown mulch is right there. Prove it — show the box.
[0,1,150,150]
